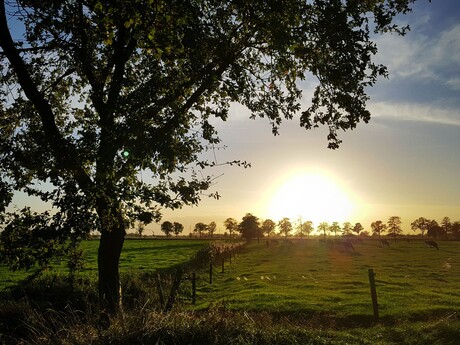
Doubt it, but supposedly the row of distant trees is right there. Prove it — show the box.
[220,214,460,241]
[138,215,460,240]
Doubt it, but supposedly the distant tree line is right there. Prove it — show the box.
[213,214,460,241]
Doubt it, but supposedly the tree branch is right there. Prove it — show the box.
[0,0,93,191]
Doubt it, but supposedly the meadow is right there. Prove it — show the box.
[1,237,459,344]
[194,238,460,322]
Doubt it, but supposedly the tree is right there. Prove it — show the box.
[160,221,173,237]
[353,222,364,236]
[410,217,430,238]
[0,0,419,312]
[173,222,184,237]
[451,221,460,240]
[238,213,261,241]
[318,222,329,240]
[278,217,293,238]
[302,221,314,239]
[387,216,402,242]
[136,222,145,237]
[207,221,217,238]
[441,217,452,240]
[426,220,445,239]
[261,219,276,239]
[370,220,387,239]
[194,222,207,238]
[224,218,238,239]
[330,222,341,237]
[342,222,353,236]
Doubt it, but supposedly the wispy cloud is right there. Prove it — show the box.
[375,23,460,90]
[369,101,460,127]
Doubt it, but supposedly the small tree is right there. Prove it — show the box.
[330,222,341,237]
[238,213,261,241]
[261,219,276,239]
[441,217,452,240]
[353,223,364,236]
[342,222,353,236]
[451,221,460,239]
[371,220,387,239]
[318,222,329,240]
[224,218,238,239]
[410,217,430,238]
[173,222,184,237]
[136,222,145,237]
[387,216,402,242]
[302,221,314,239]
[194,223,207,238]
[278,217,293,239]
[161,221,173,237]
[208,221,217,238]
[427,220,445,239]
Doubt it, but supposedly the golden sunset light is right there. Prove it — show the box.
[266,171,354,226]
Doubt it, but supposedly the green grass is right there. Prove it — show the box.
[1,237,460,344]
[0,238,211,290]
[193,239,460,323]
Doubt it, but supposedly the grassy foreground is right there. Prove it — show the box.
[0,238,459,344]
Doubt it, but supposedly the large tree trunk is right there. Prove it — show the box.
[98,211,125,314]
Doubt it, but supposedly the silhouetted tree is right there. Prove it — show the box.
[278,217,293,238]
[451,221,460,239]
[427,220,445,239]
[161,221,173,237]
[353,223,364,236]
[238,213,261,241]
[194,222,207,238]
[411,217,430,238]
[224,218,238,239]
[342,222,353,236]
[261,219,276,239]
[371,220,387,239]
[136,222,145,237]
[173,222,184,237]
[318,222,329,240]
[302,221,314,239]
[330,222,341,237]
[387,216,402,242]
[441,217,452,240]
[208,221,217,238]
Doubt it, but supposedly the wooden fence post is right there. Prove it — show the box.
[368,268,379,322]
[209,261,213,285]
[156,273,165,307]
[192,272,196,305]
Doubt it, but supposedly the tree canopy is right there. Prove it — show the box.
[0,0,418,312]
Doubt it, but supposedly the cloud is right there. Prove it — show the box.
[375,23,460,90]
[369,101,460,127]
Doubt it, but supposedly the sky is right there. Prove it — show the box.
[149,0,460,236]
[6,0,460,236]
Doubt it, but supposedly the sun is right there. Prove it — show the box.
[266,171,354,226]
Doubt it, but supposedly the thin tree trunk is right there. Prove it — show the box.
[98,212,125,314]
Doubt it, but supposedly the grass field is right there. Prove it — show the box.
[0,238,211,290]
[1,237,459,344]
[194,238,460,324]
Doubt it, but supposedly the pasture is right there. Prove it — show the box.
[1,237,459,344]
[195,238,460,322]
[0,238,211,290]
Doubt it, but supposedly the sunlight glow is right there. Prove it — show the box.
[266,171,354,227]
